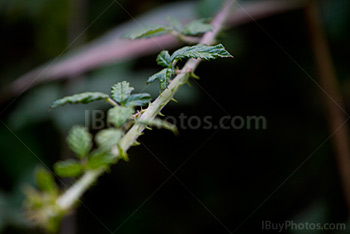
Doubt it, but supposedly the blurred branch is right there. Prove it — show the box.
[305,1,350,213]
[1,0,306,103]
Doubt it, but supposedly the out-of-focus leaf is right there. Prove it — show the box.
[96,129,123,151]
[107,106,134,127]
[182,19,213,36]
[170,44,233,61]
[51,92,109,109]
[124,26,169,39]
[67,126,92,158]
[53,160,84,178]
[166,16,183,32]
[35,168,57,193]
[86,151,116,170]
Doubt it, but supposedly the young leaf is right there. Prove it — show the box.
[54,160,84,177]
[182,19,213,36]
[96,129,123,151]
[111,81,134,104]
[170,44,233,61]
[137,118,178,134]
[67,126,92,158]
[147,68,173,90]
[125,26,169,39]
[156,50,171,67]
[125,93,151,107]
[35,168,58,193]
[108,106,134,127]
[51,92,109,109]
[86,151,116,170]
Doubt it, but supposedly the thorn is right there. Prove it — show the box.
[190,72,200,80]
[158,112,165,117]
[122,155,129,162]
[145,126,152,130]
[171,98,178,103]
[118,145,129,162]
[185,81,192,87]
[132,141,141,146]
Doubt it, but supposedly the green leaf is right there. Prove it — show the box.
[111,81,134,105]
[96,129,123,151]
[125,93,151,107]
[35,168,58,193]
[125,26,169,39]
[182,19,213,36]
[54,160,84,177]
[170,44,233,61]
[51,92,109,109]
[67,126,92,158]
[166,16,183,32]
[86,151,116,170]
[147,68,173,90]
[108,106,134,127]
[137,118,178,134]
[156,50,171,67]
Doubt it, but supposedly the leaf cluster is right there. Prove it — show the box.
[148,43,232,90]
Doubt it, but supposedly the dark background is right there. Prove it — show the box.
[0,0,350,233]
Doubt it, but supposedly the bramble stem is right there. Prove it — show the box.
[56,0,233,212]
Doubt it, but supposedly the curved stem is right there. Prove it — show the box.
[56,0,233,212]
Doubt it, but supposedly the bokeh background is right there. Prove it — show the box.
[0,0,350,233]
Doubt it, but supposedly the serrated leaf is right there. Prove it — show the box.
[166,16,183,32]
[147,68,173,90]
[156,50,171,67]
[67,126,92,158]
[35,168,58,193]
[182,19,213,36]
[51,92,109,109]
[170,44,232,61]
[54,160,84,177]
[86,151,116,170]
[108,106,134,127]
[125,26,169,39]
[96,129,123,151]
[125,93,151,107]
[111,81,134,104]
[137,118,178,134]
